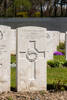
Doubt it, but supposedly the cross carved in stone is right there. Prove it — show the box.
[20,41,46,79]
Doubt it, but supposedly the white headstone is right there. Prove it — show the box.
[10,29,16,54]
[16,26,47,92]
[0,25,10,92]
[45,31,60,60]
[59,32,65,42]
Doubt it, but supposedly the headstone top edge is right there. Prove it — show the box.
[0,25,11,29]
[66,32,67,34]
[17,26,47,30]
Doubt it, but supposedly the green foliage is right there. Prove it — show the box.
[47,67,67,85]
[32,12,40,17]
[17,12,29,17]
[14,0,23,7]
[48,55,66,68]
[39,91,45,96]
[11,55,16,64]
[57,42,65,50]
[53,80,66,91]
[8,97,13,100]
[52,42,65,67]
[57,42,65,55]
[54,55,65,65]
[6,7,14,17]
[47,60,60,68]
[63,60,67,67]
[58,49,65,55]
[47,55,66,68]
[14,0,32,10]
[11,68,16,88]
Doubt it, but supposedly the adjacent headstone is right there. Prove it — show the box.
[0,25,10,92]
[45,31,60,60]
[16,26,47,92]
[65,32,67,60]
[59,32,65,42]
[10,29,16,54]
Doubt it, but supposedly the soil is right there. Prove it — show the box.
[0,91,67,100]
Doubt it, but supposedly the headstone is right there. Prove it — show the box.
[45,31,60,60]
[10,29,16,54]
[16,26,47,92]
[0,25,10,92]
[59,32,65,42]
[65,32,67,60]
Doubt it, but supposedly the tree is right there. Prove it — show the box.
[14,0,32,10]
[0,0,7,16]
[13,0,32,16]
[31,0,46,17]
[0,0,13,16]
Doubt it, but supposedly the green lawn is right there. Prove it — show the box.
[11,55,16,64]
[47,67,67,84]
[54,55,65,62]
[11,67,67,89]
[11,68,16,88]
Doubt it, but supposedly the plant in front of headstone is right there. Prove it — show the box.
[47,60,60,68]
[57,42,65,55]
[57,42,65,50]
[39,90,45,96]
[53,51,64,56]
[53,79,65,91]
[57,49,65,55]
[53,55,65,67]
[53,42,65,67]
[11,54,16,64]
[7,96,13,100]
[53,79,67,91]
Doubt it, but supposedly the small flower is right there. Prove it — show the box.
[53,51,64,55]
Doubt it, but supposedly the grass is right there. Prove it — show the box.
[11,67,67,89]
[11,55,16,64]
[54,55,65,62]
[8,97,13,100]
[47,67,67,85]
[11,68,16,89]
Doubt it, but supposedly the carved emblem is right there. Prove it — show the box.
[20,41,45,79]
[26,49,37,62]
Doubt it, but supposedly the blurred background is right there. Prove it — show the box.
[0,0,67,17]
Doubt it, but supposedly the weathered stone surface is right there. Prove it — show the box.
[45,31,60,60]
[0,25,10,92]
[16,26,47,92]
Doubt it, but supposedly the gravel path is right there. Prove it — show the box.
[0,91,67,100]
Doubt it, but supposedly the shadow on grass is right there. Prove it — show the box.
[11,87,17,92]
[47,84,67,91]
[11,84,67,92]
